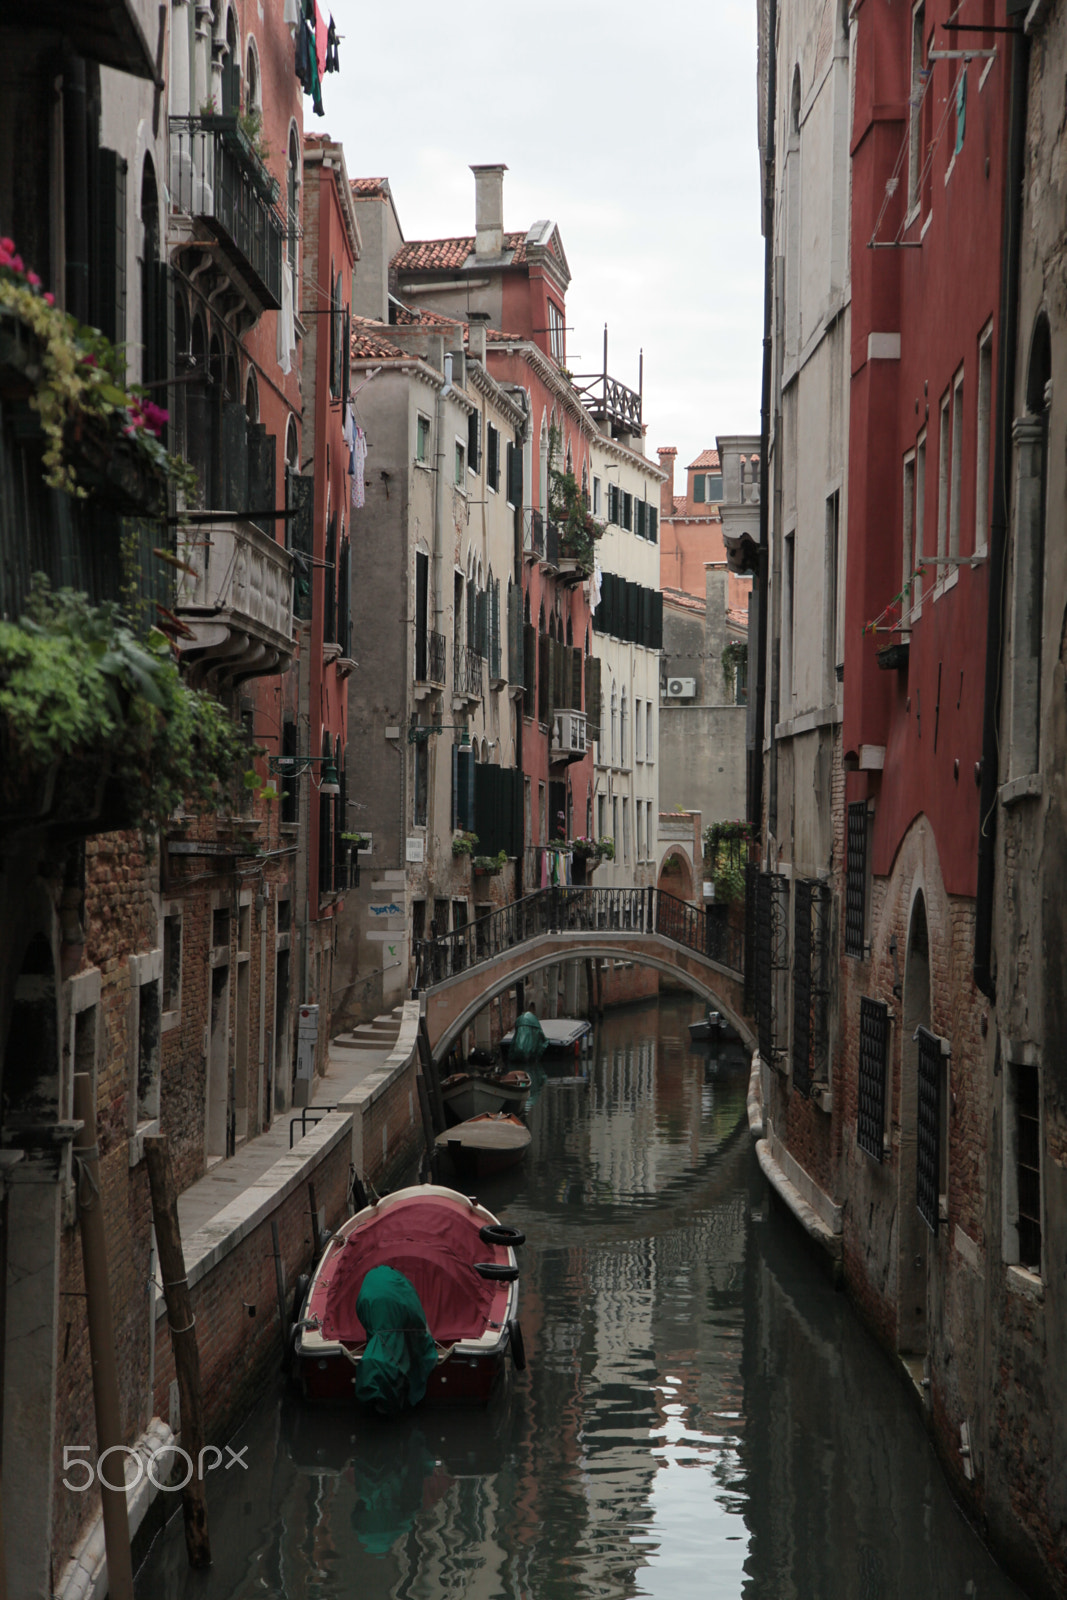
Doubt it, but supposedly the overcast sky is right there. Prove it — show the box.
[317,0,763,485]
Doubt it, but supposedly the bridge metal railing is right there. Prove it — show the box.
[414,886,744,990]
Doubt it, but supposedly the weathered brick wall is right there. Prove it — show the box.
[152,1131,352,1443]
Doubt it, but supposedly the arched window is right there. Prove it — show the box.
[1009,313,1051,779]
[287,126,301,297]
[245,36,260,110]
[539,414,549,514]
[791,64,801,137]
[245,366,259,423]
[620,689,628,766]
[285,414,300,471]
[610,681,618,764]
[566,613,573,647]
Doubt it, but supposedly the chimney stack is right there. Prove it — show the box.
[468,310,489,363]
[657,446,677,520]
[470,163,507,258]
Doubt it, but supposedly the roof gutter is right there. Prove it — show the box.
[974,25,1029,1001]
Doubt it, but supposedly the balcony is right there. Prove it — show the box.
[415,628,447,699]
[175,518,294,686]
[453,645,484,707]
[523,507,545,561]
[169,116,284,310]
[551,710,587,765]
[571,371,642,439]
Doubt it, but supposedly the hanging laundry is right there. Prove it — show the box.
[283,0,300,27]
[314,1,328,81]
[540,850,549,890]
[352,428,367,510]
[277,265,295,375]
[325,15,340,73]
[589,556,603,613]
[293,12,310,88]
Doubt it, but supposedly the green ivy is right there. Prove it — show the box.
[0,579,249,829]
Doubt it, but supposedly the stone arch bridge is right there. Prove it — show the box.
[415,887,753,1063]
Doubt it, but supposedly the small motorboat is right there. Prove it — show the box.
[292,1184,525,1407]
[502,1016,592,1058]
[688,1008,725,1043]
[441,1068,532,1125]
[435,1112,531,1180]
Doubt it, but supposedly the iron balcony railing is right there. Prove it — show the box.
[169,115,284,309]
[454,643,483,702]
[544,517,559,568]
[523,507,545,560]
[428,629,447,686]
[413,886,745,990]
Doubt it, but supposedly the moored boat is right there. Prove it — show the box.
[688,1008,725,1043]
[292,1184,525,1407]
[441,1068,532,1124]
[502,1016,592,1058]
[435,1112,531,1179]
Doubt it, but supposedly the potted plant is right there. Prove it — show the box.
[452,831,478,858]
[340,831,369,850]
[596,836,615,861]
[569,836,599,861]
[472,850,506,876]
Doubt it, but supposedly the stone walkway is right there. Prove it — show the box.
[177,1017,402,1238]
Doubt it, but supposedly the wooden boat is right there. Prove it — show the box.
[501,1017,592,1058]
[688,1008,725,1043]
[292,1184,525,1406]
[435,1112,531,1179]
[441,1068,532,1125]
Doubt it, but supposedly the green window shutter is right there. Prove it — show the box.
[222,402,249,513]
[641,586,652,649]
[648,505,658,543]
[487,425,500,490]
[324,513,337,644]
[571,646,583,710]
[623,491,632,530]
[288,472,315,620]
[415,551,429,679]
[636,501,646,538]
[477,588,489,658]
[451,743,459,831]
[693,474,706,503]
[585,655,602,743]
[508,583,524,683]
[524,622,537,714]
[93,148,128,352]
[490,580,501,678]
[538,632,550,723]
[337,538,351,657]
[464,749,475,832]
[468,408,482,473]
[652,590,663,650]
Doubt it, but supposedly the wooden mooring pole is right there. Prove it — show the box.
[143,1133,211,1570]
[72,1073,135,1599]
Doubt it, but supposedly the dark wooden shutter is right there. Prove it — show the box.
[857,998,889,1162]
[468,408,482,473]
[623,491,632,530]
[570,646,583,710]
[538,631,550,723]
[331,272,343,396]
[221,402,249,513]
[487,425,499,491]
[415,551,428,680]
[281,719,299,824]
[93,148,127,350]
[476,588,489,658]
[651,590,663,649]
[648,505,658,543]
[524,622,537,714]
[337,538,351,656]
[508,583,524,683]
[640,586,653,649]
[451,744,459,831]
[490,580,501,678]
[288,472,315,620]
[507,441,523,506]
[585,655,601,742]
[247,424,271,530]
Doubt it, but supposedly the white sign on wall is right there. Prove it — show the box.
[406,836,425,863]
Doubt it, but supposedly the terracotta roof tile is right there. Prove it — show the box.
[349,316,409,361]
[672,495,686,515]
[351,176,388,195]
[393,230,532,273]
[687,448,721,470]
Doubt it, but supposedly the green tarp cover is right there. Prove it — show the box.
[511,1011,547,1062]
[355,1265,438,1414]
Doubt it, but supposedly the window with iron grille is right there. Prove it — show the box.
[756,872,789,1066]
[857,998,889,1161]
[1012,1061,1042,1271]
[916,1026,943,1233]
[792,879,830,1096]
[845,801,868,956]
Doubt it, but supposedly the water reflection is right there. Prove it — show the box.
[136,995,1025,1600]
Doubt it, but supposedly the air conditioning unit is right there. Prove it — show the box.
[666,677,696,699]
[551,710,587,757]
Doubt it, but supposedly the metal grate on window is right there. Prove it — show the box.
[743,860,759,1015]
[792,880,814,1095]
[916,1026,943,1233]
[857,998,889,1161]
[756,872,789,1066]
[1015,1062,1042,1270]
[845,801,868,957]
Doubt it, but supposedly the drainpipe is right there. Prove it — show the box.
[433,350,450,639]
[974,28,1029,1001]
[751,0,777,843]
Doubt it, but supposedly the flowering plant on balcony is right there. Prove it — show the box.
[0,579,248,830]
[596,836,615,860]
[0,240,196,502]
[549,465,604,573]
[569,835,599,859]
[702,819,755,905]
[472,850,506,874]
[452,831,478,857]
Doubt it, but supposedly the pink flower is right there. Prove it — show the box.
[43,293,54,306]
[141,401,169,437]
[0,248,11,269]
[0,238,13,253]
[26,271,40,288]
[10,255,23,273]
[81,353,97,368]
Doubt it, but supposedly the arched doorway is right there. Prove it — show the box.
[898,890,932,1356]
[657,850,694,903]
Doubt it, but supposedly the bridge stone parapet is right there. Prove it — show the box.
[421,929,751,1063]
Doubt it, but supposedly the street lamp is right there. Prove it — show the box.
[268,754,341,795]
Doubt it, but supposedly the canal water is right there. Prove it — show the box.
[136,993,1027,1599]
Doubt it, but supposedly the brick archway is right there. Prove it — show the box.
[422,929,751,1063]
[657,850,695,902]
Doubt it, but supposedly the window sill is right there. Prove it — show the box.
[1006,1262,1044,1302]
[161,1008,180,1035]
[1000,772,1042,807]
[128,1119,160,1168]
[414,459,433,472]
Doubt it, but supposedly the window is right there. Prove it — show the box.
[620,690,628,766]
[908,2,926,213]
[706,474,723,501]
[825,490,841,697]
[612,797,619,856]
[129,950,163,1135]
[416,414,430,463]
[468,407,482,474]
[547,300,566,363]
[949,368,964,561]
[1009,315,1050,779]
[414,738,428,827]
[454,439,466,486]
[902,451,916,623]
[524,776,532,846]
[646,702,654,761]
[975,322,993,558]
[452,743,475,832]
[593,476,601,515]
[538,782,546,844]
[937,388,951,573]
[487,423,500,491]
[597,794,606,839]
[693,473,706,504]
[635,699,644,762]
[1006,1060,1042,1273]
[162,914,182,1019]
[635,500,646,539]
[92,148,128,349]
[636,800,644,861]
[622,491,633,530]
[782,531,795,708]
[915,1026,947,1234]
[845,801,868,957]
[648,505,658,544]
[857,998,890,1161]
[914,431,927,615]
[287,126,300,299]
[506,440,522,506]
